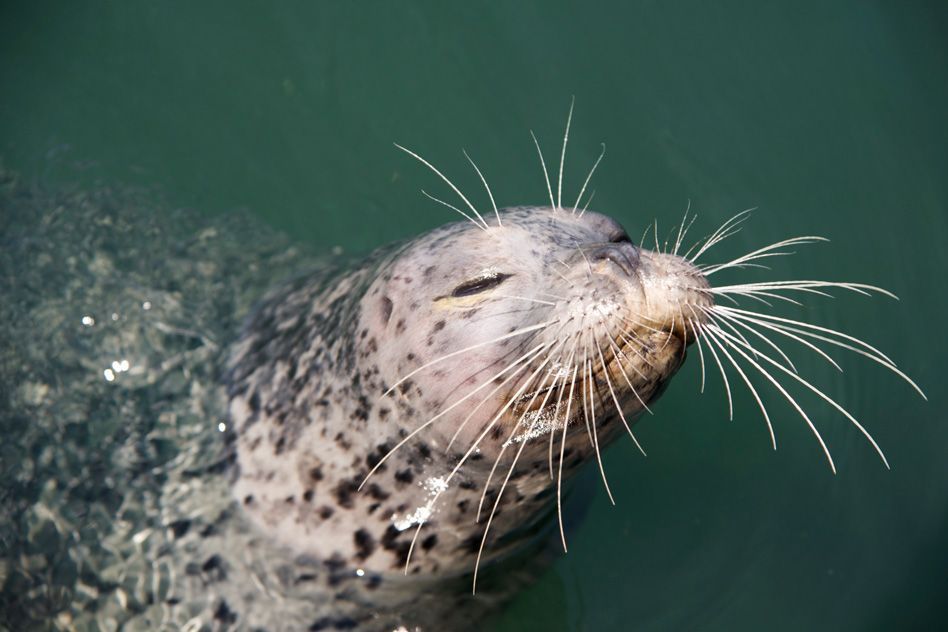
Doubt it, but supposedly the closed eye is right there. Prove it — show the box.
[451,272,512,297]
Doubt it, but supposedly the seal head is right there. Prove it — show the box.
[227,205,711,583]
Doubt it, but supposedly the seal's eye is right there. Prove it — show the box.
[610,231,632,244]
[451,272,512,297]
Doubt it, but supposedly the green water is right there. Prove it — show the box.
[2,2,945,630]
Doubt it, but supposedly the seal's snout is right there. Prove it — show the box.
[588,241,640,277]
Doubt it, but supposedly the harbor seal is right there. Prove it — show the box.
[0,115,924,630]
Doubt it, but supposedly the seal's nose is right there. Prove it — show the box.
[587,242,640,277]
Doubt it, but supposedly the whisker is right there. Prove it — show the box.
[572,143,605,215]
[686,208,755,262]
[595,325,647,455]
[673,201,696,256]
[530,130,556,210]
[703,306,797,373]
[718,307,924,398]
[382,320,557,398]
[700,322,777,449]
[494,294,558,307]
[363,338,552,489]
[557,96,575,210]
[717,306,899,367]
[420,190,484,230]
[712,322,894,470]
[463,149,502,227]
[606,338,653,413]
[704,324,846,472]
[701,236,828,275]
[584,337,615,504]
[395,143,488,229]
[477,339,568,521]
[710,306,841,372]
[556,363,580,552]
[445,343,552,451]
[685,308,708,392]
[580,189,597,215]
[696,320,735,420]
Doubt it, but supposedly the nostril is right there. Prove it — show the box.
[616,241,640,267]
[589,242,640,277]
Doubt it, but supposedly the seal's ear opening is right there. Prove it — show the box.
[379,296,393,326]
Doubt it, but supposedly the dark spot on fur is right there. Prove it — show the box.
[421,534,438,551]
[285,495,295,504]
[243,495,254,505]
[395,319,406,334]
[213,599,237,624]
[379,296,393,325]
[309,467,323,482]
[168,519,191,539]
[366,442,392,471]
[433,320,446,333]
[459,534,481,554]
[335,479,360,509]
[303,489,314,502]
[366,483,390,501]
[381,524,412,566]
[354,529,376,560]
[201,554,227,582]
[395,469,414,484]
[457,500,470,514]
[320,506,335,519]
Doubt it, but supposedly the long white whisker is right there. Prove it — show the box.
[494,294,557,307]
[557,97,575,210]
[595,326,647,455]
[705,306,798,373]
[556,363,579,552]
[530,130,556,210]
[716,306,899,366]
[702,236,828,276]
[572,143,605,215]
[686,208,755,262]
[698,320,735,420]
[477,339,568,521]
[363,338,552,489]
[382,320,556,398]
[420,190,484,230]
[701,322,777,449]
[712,322,891,471]
[606,335,654,414]
[395,143,488,229]
[584,337,615,504]
[710,307,842,372]
[683,307,709,392]
[581,188,597,215]
[718,307,924,398]
[445,343,552,451]
[463,149,502,228]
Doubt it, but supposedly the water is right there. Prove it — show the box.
[1,1,946,630]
